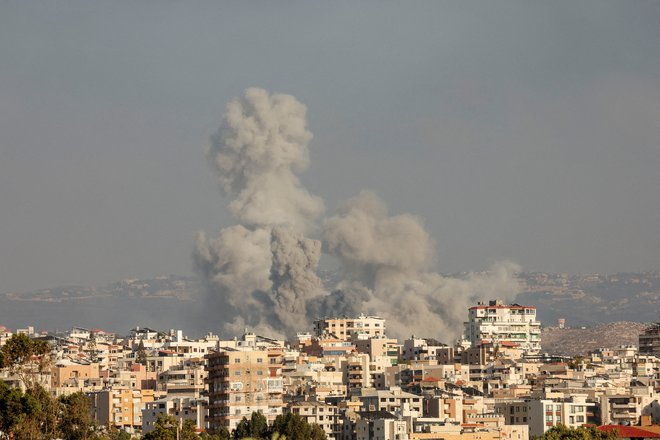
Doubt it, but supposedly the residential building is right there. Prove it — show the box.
[287,400,340,440]
[314,314,386,341]
[88,387,155,431]
[640,323,660,357]
[464,300,541,355]
[142,395,207,434]
[206,347,283,433]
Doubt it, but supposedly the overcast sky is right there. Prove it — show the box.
[1,1,659,292]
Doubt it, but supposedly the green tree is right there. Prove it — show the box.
[0,382,59,440]
[536,425,617,440]
[142,414,177,440]
[202,426,230,440]
[233,417,250,440]
[0,379,25,436]
[249,412,269,439]
[104,424,133,440]
[0,333,51,391]
[136,340,148,368]
[231,412,270,439]
[181,419,200,440]
[269,413,326,440]
[60,392,93,440]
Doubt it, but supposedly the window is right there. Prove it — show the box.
[235,358,241,363]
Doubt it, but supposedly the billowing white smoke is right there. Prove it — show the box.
[209,87,324,232]
[194,88,324,337]
[195,88,520,341]
[322,191,520,340]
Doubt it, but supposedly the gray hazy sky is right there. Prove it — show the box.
[1,1,659,292]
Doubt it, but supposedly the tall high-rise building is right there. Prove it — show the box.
[206,346,283,433]
[639,322,660,356]
[463,299,541,355]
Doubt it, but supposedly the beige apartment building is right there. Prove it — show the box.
[206,347,284,433]
[51,360,100,395]
[288,400,341,440]
[88,387,155,430]
[314,314,386,341]
[495,395,593,437]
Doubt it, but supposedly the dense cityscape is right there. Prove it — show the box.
[3,3,660,440]
[1,300,659,439]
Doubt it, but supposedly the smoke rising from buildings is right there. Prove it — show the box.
[194,88,325,337]
[322,191,520,339]
[194,88,520,340]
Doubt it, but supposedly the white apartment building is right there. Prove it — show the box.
[495,395,593,438]
[464,300,541,355]
[142,396,207,434]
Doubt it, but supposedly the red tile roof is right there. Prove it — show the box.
[598,425,660,438]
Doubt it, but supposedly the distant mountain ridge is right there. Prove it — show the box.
[541,322,651,356]
[1,271,658,337]
[2,275,197,303]
[517,271,660,326]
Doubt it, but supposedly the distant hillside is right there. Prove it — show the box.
[516,272,660,326]
[0,271,658,337]
[541,322,651,356]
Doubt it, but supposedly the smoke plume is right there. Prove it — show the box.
[195,88,520,341]
[207,87,323,232]
[321,191,520,340]
[194,88,324,337]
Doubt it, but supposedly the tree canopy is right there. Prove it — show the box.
[536,425,618,440]
[0,333,51,391]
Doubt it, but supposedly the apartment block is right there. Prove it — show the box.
[314,314,386,341]
[142,395,207,434]
[640,323,660,357]
[495,395,593,437]
[464,300,541,355]
[287,400,341,440]
[206,347,283,433]
[88,387,155,430]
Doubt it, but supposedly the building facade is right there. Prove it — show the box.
[464,300,541,355]
[314,314,386,341]
[206,348,283,433]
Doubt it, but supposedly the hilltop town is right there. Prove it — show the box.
[1,300,659,439]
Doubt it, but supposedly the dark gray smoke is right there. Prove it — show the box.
[321,191,520,340]
[269,226,324,335]
[195,88,520,340]
[194,88,324,337]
